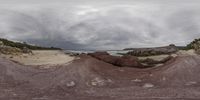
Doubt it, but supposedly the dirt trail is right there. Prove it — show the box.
[1,54,200,100]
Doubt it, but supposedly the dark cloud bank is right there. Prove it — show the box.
[0,1,200,50]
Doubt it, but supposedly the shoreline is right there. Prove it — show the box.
[0,50,75,66]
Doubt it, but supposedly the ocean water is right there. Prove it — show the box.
[64,50,131,56]
[107,50,130,56]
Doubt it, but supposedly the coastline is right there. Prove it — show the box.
[0,50,75,66]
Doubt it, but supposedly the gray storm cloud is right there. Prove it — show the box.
[0,3,200,50]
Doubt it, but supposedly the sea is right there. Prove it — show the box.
[64,50,131,56]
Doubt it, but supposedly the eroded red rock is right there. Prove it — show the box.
[89,52,143,68]
[116,55,143,67]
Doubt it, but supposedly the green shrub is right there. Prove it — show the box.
[187,38,200,54]
[0,38,61,50]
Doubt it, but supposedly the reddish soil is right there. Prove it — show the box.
[1,54,200,100]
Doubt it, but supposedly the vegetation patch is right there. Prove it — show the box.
[187,38,200,54]
[0,38,61,50]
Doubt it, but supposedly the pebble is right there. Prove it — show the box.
[162,77,166,81]
[132,79,142,82]
[91,77,105,86]
[143,83,154,88]
[66,81,76,87]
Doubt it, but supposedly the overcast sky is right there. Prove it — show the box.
[0,0,200,50]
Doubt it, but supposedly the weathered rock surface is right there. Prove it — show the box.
[116,55,143,67]
[126,45,178,56]
[1,54,200,99]
[140,56,173,66]
[89,52,143,68]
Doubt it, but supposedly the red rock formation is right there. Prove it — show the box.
[116,55,142,67]
[89,52,143,68]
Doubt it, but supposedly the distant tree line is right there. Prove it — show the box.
[0,38,62,50]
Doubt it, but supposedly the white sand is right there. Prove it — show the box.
[1,50,75,66]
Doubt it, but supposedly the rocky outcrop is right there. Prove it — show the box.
[140,56,173,66]
[88,52,143,68]
[126,44,178,56]
[116,55,142,67]
[88,52,120,65]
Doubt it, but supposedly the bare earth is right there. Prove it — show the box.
[0,50,200,100]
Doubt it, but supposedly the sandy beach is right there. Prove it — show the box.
[0,50,75,66]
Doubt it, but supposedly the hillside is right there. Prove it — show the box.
[0,38,61,50]
[124,44,178,57]
[187,38,200,54]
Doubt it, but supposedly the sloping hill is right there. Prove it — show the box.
[149,55,200,87]
[0,38,61,50]
[1,54,200,99]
